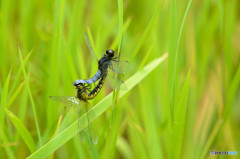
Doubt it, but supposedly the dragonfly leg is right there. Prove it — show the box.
[111,59,120,62]
[86,84,92,92]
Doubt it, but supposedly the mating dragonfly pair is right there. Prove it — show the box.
[50,33,127,144]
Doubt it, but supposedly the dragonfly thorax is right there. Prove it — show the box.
[98,50,115,71]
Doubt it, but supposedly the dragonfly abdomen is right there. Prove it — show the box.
[73,70,102,86]
[77,70,108,101]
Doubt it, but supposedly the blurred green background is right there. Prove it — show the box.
[0,0,240,158]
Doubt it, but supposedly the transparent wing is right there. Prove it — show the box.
[84,32,98,63]
[49,96,81,133]
[105,73,128,90]
[106,60,130,74]
[77,101,98,144]
[107,32,129,89]
[49,96,98,144]
[78,103,87,142]
[84,102,98,144]
[49,96,80,106]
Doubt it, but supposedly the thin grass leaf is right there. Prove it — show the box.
[168,0,178,130]
[0,68,13,158]
[7,81,25,108]
[168,1,192,157]
[224,46,240,120]
[0,127,12,158]
[199,63,240,158]
[5,108,36,153]
[0,68,12,122]
[8,48,33,98]
[138,45,153,70]
[0,0,9,81]
[51,115,63,139]
[48,115,62,159]
[109,17,132,49]
[224,0,236,83]
[105,2,124,158]
[172,69,191,159]
[129,2,164,64]
[18,47,42,145]
[46,0,65,129]
[200,119,223,159]
[169,0,192,123]
[26,54,168,159]
[110,0,124,123]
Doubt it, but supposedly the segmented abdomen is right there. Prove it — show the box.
[78,70,108,101]
[73,70,102,86]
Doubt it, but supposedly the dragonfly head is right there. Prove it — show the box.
[106,49,114,58]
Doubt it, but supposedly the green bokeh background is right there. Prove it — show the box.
[0,0,240,158]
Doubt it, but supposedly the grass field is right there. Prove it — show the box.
[0,0,240,158]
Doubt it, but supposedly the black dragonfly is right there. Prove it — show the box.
[73,33,128,94]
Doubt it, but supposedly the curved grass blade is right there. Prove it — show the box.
[171,69,191,159]
[18,47,42,145]
[168,2,192,157]
[5,108,36,153]
[7,81,25,108]
[0,68,13,158]
[49,115,63,159]
[106,2,125,157]
[8,49,33,99]
[27,54,168,159]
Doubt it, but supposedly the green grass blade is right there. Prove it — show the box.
[224,55,240,120]
[7,81,25,108]
[46,0,65,129]
[168,0,192,122]
[106,0,124,157]
[129,3,163,64]
[109,17,132,49]
[18,47,42,146]
[0,0,9,81]
[168,0,178,127]
[0,68,12,123]
[171,69,191,159]
[138,45,153,70]
[168,1,192,157]
[200,62,240,158]
[5,108,36,153]
[8,49,33,99]
[120,54,167,97]
[26,54,168,159]
[118,0,123,44]
[200,119,223,159]
[0,69,13,158]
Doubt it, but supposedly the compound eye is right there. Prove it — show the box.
[106,49,114,57]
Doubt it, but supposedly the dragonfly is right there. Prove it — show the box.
[50,33,127,144]
[49,82,101,144]
[73,33,128,94]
